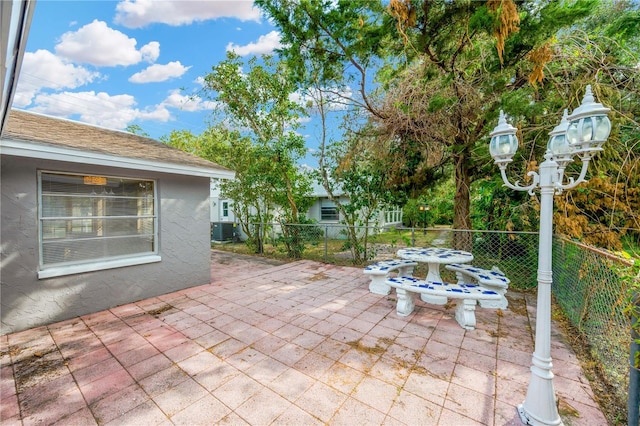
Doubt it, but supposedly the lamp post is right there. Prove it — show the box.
[489,85,611,426]
[419,204,429,234]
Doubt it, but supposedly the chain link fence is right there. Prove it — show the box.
[551,236,637,413]
[219,223,637,417]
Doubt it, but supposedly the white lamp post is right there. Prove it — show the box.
[489,85,611,426]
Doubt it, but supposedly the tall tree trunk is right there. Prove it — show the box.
[452,148,473,252]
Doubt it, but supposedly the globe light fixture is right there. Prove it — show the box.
[489,110,519,166]
[566,85,611,156]
[546,110,573,183]
[546,110,571,161]
[489,85,611,426]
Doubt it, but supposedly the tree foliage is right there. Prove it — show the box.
[162,127,272,251]
[475,0,640,250]
[199,53,313,257]
[321,118,401,263]
[258,0,599,251]
[125,124,150,138]
[547,2,640,250]
[265,0,640,252]
[161,0,639,258]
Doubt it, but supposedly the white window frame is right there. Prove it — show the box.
[37,171,160,279]
[320,200,339,221]
[222,201,229,220]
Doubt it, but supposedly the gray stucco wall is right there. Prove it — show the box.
[1,156,212,334]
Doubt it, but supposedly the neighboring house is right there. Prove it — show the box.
[210,178,239,242]
[306,182,403,238]
[209,180,404,241]
[0,110,234,333]
[210,180,236,223]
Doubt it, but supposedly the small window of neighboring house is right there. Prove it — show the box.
[38,172,159,278]
[222,201,229,219]
[321,200,339,221]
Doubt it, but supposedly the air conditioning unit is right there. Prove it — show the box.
[211,222,237,242]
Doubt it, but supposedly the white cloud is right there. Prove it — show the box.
[226,31,282,56]
[55,20,159,66]
[28,90,181,130]
[137,104,172,122]
[114,0,262,28]
[18,85,217,133]
[129,61,191,83]
[14,50,100,107]
[161,89,217,112]
[140,42,160,63]
[30,91,140,129]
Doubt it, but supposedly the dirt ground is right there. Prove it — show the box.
[210,248,287,282]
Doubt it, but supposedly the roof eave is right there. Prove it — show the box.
[1,138,236,179]
[1,0,36,136]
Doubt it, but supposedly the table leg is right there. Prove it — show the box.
[395,288,415,316]
[422,262,448,305]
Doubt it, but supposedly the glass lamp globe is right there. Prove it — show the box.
[566,85,611,154]
[490,110,519,165]
[547,109,573,166]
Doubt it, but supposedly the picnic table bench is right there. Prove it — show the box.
[386,276,502,330]
[363,259,417,295]
[445,263,510,309]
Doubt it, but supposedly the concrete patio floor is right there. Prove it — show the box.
[0,250,607,425]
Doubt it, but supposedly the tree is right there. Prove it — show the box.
[162,126,277,252]
[201,52,313,257]
[255,0,403,261]
[471,0,640,250]
[125,124,150,137]
[299,57,403,263]
[257,0,596,250]
[547,1,639,250]
[320,119,400,263]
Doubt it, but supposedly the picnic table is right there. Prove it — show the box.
[396,247,474,305]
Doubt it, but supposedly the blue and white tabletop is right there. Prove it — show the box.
[396,247,474,265]
[396,247,474,294]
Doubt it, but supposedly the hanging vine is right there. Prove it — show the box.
[527,42,553,86]
[388,0,416,46]
[487,0,520,64]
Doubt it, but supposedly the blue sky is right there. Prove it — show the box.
[14,1,331,162]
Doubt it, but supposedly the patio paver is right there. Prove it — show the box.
[0,250,607,425]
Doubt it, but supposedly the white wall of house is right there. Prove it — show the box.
[210,179,236,223]
[307,182,403,229]
[209,178,242,242]
[306,195,349,223]
[208,180,404,241]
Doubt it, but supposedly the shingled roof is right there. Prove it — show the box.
[2,109,233,177]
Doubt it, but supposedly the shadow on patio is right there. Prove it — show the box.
[0,250,606,425]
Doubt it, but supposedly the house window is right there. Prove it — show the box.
[321,200,339,221]
[38,172,158,277]
[222,201,229,219]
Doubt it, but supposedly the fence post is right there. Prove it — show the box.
[324,225,328,263]
[630,290,639,426]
